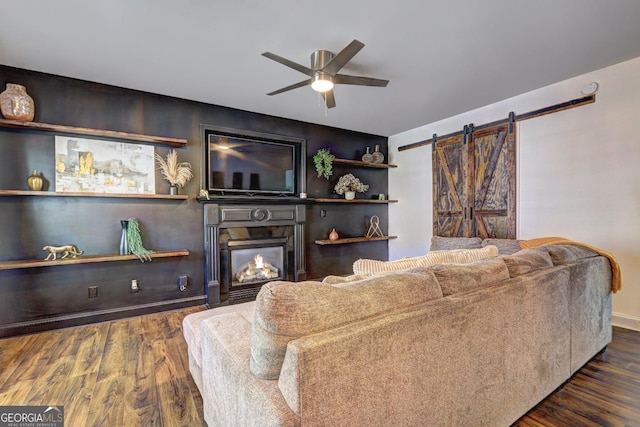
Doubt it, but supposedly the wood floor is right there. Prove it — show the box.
[0,308,638,427]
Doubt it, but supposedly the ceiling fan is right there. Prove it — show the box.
[262,39,389,108]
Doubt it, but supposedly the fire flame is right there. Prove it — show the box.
[254,254,264,269]
[235,253,279,283]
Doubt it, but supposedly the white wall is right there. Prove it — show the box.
[388,56,640,331]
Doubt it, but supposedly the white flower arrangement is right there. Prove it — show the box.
[334,173,369,195]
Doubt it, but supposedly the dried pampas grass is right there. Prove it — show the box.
[155,149,193,187]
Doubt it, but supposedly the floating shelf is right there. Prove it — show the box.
[0,190,188,200]
[315,236,397,245]
[313,198,398,204]
[0,118,187,147]
[0,250,190,270]
[332,158,397,169]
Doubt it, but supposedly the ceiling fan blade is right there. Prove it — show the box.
[262,52,314,76]
[333,74,389,87]
[267,79,312,96]
[322,39,365,76]
[321,90,336,108]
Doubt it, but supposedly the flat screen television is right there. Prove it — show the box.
[206,130,302,196]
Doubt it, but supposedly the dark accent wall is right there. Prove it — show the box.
[0,65,389,337]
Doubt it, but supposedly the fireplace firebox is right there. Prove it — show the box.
[222,237,288,300]
[203,203,306,304]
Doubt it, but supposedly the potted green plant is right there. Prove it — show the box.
[313,148,335,180]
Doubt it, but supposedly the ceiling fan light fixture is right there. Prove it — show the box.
[311,73,334,92]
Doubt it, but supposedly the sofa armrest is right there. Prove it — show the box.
[200,313,299,427]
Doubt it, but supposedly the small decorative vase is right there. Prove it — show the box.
[345,191,356,200]
[0,83,35,122]
[329,228,339,241]
[371,145,384,164]
[362,147,373,163]
[169,184,178,196]
[119,220,129,256]
[27,170,43,191]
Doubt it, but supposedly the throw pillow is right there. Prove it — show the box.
[436,245,499,264]
[352,251,447,275]
[249,272,443,380]
[352,256,423,275]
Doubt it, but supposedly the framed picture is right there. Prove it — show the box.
[54,136,155,194]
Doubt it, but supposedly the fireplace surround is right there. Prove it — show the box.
[203,202,306,304]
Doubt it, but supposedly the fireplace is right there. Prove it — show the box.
[203,203,306,304]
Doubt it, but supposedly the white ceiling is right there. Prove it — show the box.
[1,1,640,137]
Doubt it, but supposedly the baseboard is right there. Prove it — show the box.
[612,312,640,332]
[0,296,206,338]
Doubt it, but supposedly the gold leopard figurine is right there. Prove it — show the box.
[43,245,84,261]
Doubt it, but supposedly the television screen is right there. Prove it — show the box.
[208,134,296,195]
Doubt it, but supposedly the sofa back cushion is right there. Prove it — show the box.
[482,238,523,255]
[543,244,599,265]
[250,271,443,379]
[430,236,483,251]
[500,248,554,277]
[429,257,510,296]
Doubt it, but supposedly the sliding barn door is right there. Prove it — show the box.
[432,133,468,237]
[433,122,516,239]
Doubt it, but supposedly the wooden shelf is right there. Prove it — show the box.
[0,250,190,270]
[0,190,188,200]
[0,118,187,147]
[332,158,397,168]
[315,236,397,245]
[313,198,398,204]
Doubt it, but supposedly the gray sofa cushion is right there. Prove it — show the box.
[482,238,523,255]
[250,272,443,380]
[501,248,554,277]
[429,257,510,296]
[544,244,599,265]
[430,236,483,251]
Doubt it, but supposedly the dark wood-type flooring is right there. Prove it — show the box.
[0,307,638,426]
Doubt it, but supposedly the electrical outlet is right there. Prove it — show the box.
[88,286,98,298]
[178,275,188,292]
[131,279,139,293]
[321,209,326,218]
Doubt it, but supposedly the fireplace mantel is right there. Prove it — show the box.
[197,195,313,205]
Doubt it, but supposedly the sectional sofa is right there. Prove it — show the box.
[183,241,613,426]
